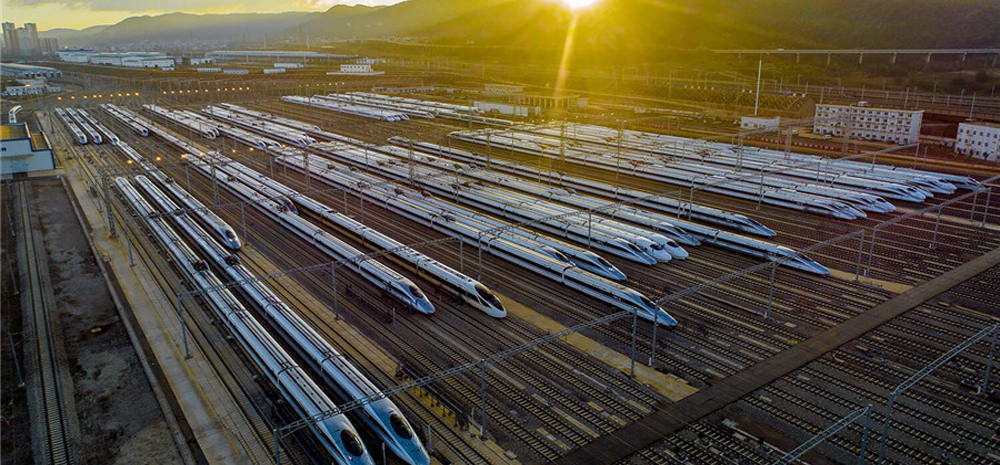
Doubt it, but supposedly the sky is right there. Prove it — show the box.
[3,0,405,30]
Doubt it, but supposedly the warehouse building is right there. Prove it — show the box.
[0,63,63,79]
[206,50,354,62]
[89,52,175,68]
[510,92,586,110]
[58,49,96,63]
[955,122,1000,162]
[1,122,55,175]
[813,102,922,145]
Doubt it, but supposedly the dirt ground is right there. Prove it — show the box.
[3,178,183,465]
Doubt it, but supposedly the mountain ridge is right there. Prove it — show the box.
[34,0,1000,50]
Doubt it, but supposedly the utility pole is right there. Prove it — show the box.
[754,59,762,116]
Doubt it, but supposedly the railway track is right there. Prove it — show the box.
[50,118,304,464]
[89,102,1000,465]
[16,181,76,465]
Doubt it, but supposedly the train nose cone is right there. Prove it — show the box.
[667,246,688,260]
[650,250,673,263]
[607,268,628,281]
[417,299,436,315]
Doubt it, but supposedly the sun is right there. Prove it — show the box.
[560,0,600,9]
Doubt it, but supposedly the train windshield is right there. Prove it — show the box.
[408,284,426,299]
[341,430,365,457]
[596,256,613,268]
[474,284,504,309]
[225,230,236,239]
[389,413,413,439]
[551,250,570,263]
[639,295,658,310]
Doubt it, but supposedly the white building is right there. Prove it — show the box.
[190,57,214,65]
[484,84,524,97]
[474,101,539,117]
[813,102,922,145]
[196,67,222,73]
[2,85,43,96]
[263,68,286,74]
[58,49,96,63]
[273,62,304,69]
[89,52,175,68]
[223,68,249,75]
[326,63,384,76]
[1,122,55,175]
[0,63,63,79]
[740,116,781,131]
[956,122,1000,162]
[341,63,373,73]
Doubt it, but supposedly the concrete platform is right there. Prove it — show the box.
[499,295,698,402]
[57,150,256,464]
[551,246,1000,465]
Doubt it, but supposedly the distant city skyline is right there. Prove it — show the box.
[3,0,406,30]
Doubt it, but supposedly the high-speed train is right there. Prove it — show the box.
[77,108,120,145]
[119,143,242,250]
[376,143,699,252]
[413,195,629,281]
[54,108,88,144]
[114,177,375,465]
[307,146,668,264]
[101,104,150,137]
[450,129,867,220]
[391,138,778,238]
[131,176,429,465]
[276,155,677,326]
[382,139,827,274]
[64,107,103,144]
[216,156,507,318]
[144,104,221,139]
[99,109,242,250]
[187,153,436,315]
[202,105,317,147]
[283,95,410,122]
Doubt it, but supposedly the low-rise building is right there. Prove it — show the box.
[511,92,586,110]
[474,101,540,117]
[813,102,922,145]
[89,52,175,68]
[327,63,384,75]
[273,62,304,69]
[956,122,1000,162]
[263,68,286,74]
[1,122,55,175]
[484,84,524,97]
[2,84,43,96]
[740,116,781,131]
[223,68,249,75]
[341,63,373,73]
[58,49,96,63]
[0,63,62,79]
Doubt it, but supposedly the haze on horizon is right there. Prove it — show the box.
[3,0,405,30]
